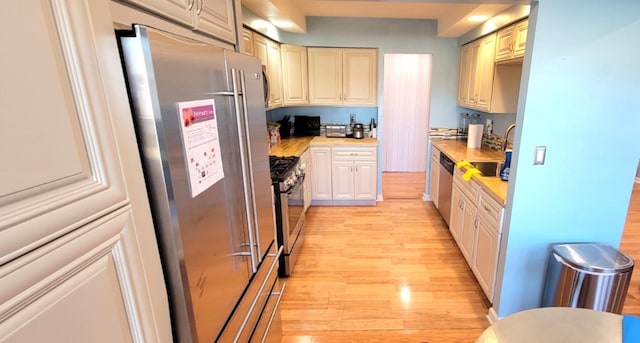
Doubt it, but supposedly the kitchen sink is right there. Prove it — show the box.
[469,161,504,177]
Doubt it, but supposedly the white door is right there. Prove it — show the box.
[382,54,432,172]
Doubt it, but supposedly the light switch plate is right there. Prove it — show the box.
[534,146,546,165]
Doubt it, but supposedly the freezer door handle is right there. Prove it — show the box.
[231,68,259,273]
[233,246,284,342]
[259,282,286,343]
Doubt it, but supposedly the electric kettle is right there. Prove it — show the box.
[353,123,364,139]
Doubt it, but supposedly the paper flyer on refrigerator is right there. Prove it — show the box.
[177,99,224,198]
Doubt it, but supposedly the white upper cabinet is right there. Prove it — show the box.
[253,34,283,108]
[308,48,343,105]
[281,44,309,106]
[495,19,528,62]
[342,49,378,106]
[458,29,524,113]
[241,28,254,55]
[475,33,497,111]
[119,0,237,43]
[308,48,378,106]
[1,0,129,264]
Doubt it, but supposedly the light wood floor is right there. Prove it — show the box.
[621,181,640,315]
[382,172,426,200]
[280,200,490,342]
[280,181,640,342]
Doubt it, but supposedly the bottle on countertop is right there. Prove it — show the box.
[500,149,512,181]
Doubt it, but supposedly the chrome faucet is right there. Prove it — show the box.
[502,123,516,151]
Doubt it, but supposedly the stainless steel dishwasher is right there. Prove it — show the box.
[438,153,455,226]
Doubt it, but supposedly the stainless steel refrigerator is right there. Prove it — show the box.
[119,25,283,342]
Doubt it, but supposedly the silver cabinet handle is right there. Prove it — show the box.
[187,0,194,10]
[484,205,492,215]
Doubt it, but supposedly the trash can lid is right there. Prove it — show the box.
[552,243,634,273]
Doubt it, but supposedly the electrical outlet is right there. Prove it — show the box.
[350,113,356,123]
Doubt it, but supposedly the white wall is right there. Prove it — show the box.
[494,0,640,317]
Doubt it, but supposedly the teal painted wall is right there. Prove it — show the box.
[494,0,640,317]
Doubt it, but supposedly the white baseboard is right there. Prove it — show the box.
[636,177,640,184]
[423,193,432,201]
[377,194,384,202]
[487,307,500,324]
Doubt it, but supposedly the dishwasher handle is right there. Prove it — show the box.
[440,153,455,174]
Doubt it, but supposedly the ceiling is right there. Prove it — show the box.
[241,0,530,37]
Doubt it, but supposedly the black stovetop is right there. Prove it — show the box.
[269,155,299,182]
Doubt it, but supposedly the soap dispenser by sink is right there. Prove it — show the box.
[500,149,512,181]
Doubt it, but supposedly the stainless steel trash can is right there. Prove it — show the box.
[542,243,634,314]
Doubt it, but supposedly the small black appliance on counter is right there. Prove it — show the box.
[293,115,321,136]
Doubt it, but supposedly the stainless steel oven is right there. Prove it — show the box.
[269,156,306,276]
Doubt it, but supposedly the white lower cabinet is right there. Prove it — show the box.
[459,191,478,264]
[311,144,377,205]
[310,147,332,201]
[429,146,440,207]
[300,148,312,211]
[450,167,504,302]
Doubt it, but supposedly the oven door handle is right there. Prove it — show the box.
[284,175,305,196]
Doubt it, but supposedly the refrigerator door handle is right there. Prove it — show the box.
[231,68,259,273]
[239,69,263,263]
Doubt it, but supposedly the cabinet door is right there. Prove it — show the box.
[513,20,528,58]
[267,40,283,107]
[429,155,440,207]
[342,49,377,106]
[311,148,332,200]
[495,25,515,62]
[332,162,354,200]
[253,34,269,67]
[466,41,481,105]
[281,45,309,106]
[2,0,129,264]
[300,149,312,210]
[457,44,473,106]
[449,186,464,243]
[242,28,254,56]
[473,220,500,301]
[459,194,477,265]
[308,48,343,105]
[475,33,496,111]
[354,161,377,200]
[194,0,236,44]
[0,210,166,342]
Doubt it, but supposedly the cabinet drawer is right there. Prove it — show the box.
[453,168,480,204]
[332,147,376,160]
[431,146,441,160]
[478,190,504,233]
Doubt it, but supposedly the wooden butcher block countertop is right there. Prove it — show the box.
[269,137,314,157]
[269,137,378,157]
[432,139,509,205]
